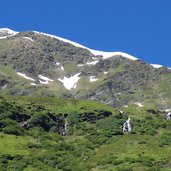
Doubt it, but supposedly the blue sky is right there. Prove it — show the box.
[0,0,171,67]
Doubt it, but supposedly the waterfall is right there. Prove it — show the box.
[22,119,30,128]
[123,117,132,133]
[167,112,171,120]
[63,117,68,134]
[61,114,68,136]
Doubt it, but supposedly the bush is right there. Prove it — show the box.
[3,125,24,135]
[0,119,24,135]
[138,140,147,144]
[30,112,57,131]
[159,133,171,146]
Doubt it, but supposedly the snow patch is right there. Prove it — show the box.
[17,72,35,81]
[58,73,81,90]
[90,76,98,82]
[55,62,64,70]
[86,60,99,65]
[55,62,65,71]
[30,83,37,86]
[60,66,64,71]
[165,108,171,112]
[92,57,98,60]
[38,75,53,84]
[23,37,34,42]
[0,28,19,39]
[56,62,60,66]
[77,64,84,67]
[89,50,138,60]
[134,102,143,107]
[39,80,49,84]
[150,64,163,68]
[38,75,53,81]
[104,71,108,75]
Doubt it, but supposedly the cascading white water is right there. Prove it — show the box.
[123,117,132,133]
[22,119,30,128]
[166,112,171,120]
[61,115,68,136]
[64,118,68,134]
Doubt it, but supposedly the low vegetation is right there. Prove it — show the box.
[0,95,170,170]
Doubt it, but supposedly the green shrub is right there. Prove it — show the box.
[0,119,24,135]
[30,112,57,131]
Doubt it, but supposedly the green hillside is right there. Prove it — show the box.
[0,96,170,171]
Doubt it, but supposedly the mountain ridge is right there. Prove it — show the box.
[0,28,167,67]
[0,28,171,110]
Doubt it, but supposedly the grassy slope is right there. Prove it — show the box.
[0,96,170,171]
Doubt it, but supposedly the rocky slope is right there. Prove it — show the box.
[0,28,171,110]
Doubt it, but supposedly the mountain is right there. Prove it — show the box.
[0,28,171,170]
[0,28,171,110]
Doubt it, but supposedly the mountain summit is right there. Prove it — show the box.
[0,28,171,109]
[0,28,18,38]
